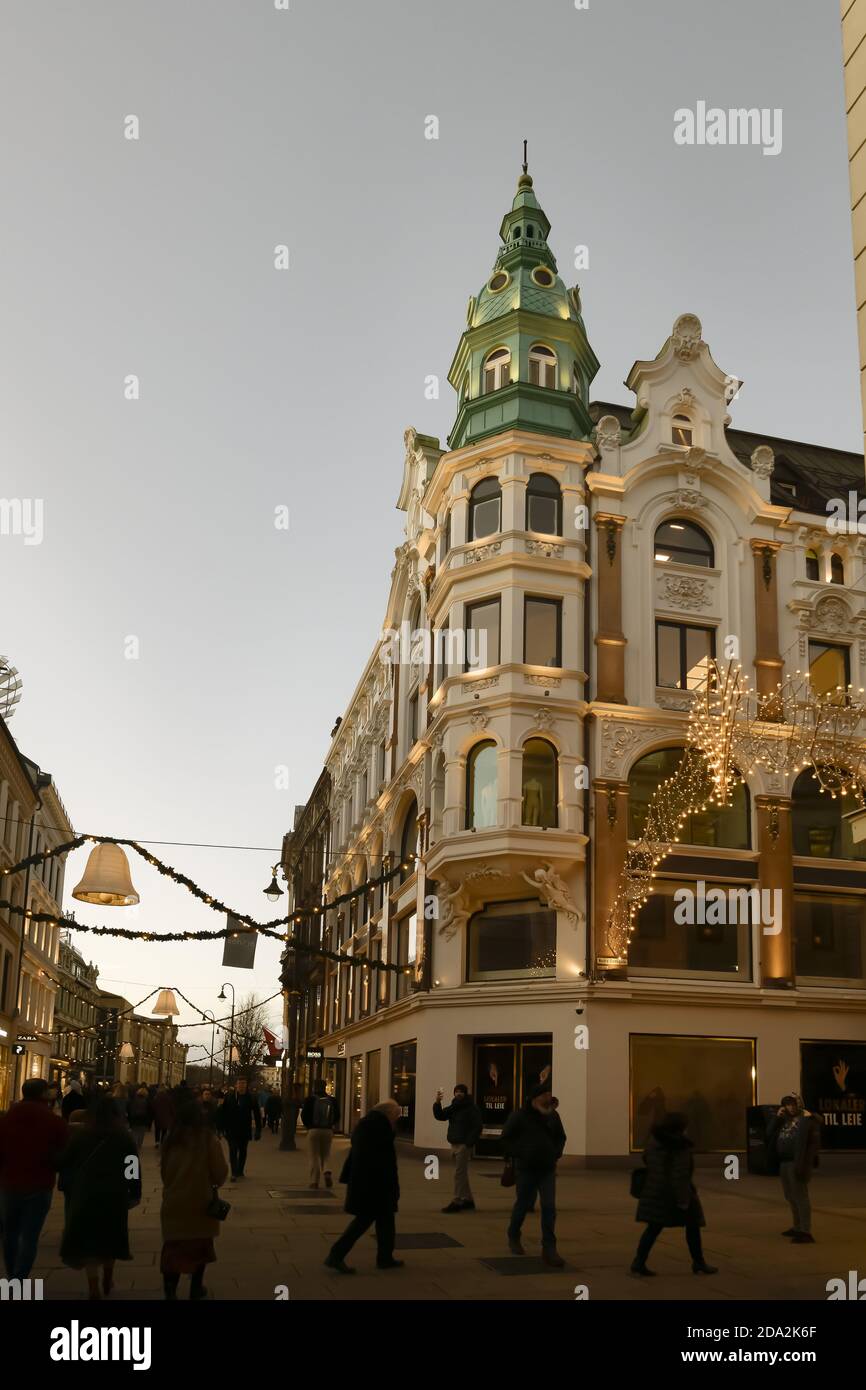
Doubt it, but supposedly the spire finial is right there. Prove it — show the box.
[522,139,528,175]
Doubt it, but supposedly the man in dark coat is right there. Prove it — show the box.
[217,1077,262,1180]
[433,1084,483,1212]
[324,1100,402,1274]
[61,1080,87,1122]
[766,1093,822,1244]
[631,1111,717,1276]
[501,1084,567,1266]
[0,1078,68,1279]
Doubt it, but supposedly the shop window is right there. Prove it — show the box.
[791,767,866,860]
[521,738,558,827]
[467,898,556,980]
[629,878,752,980]
[805,549,820,581]
[466,741,497,830]
[654,519,713,568]
[794,893,866,985]
[525,472,562,535]
[524,596,561,667]
[656,620,715,690]
[630,1034,755,1153]
[465,597,500,670]
[628,746,750,849]
[469,477,501,539]
[528,344,557,388]
[389,1040,416,1137]
[808,640,849,703]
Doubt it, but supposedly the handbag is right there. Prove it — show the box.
[500,1159,516,1188]
[206,1186,231,1221]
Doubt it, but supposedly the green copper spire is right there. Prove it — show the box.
[447,155,599,450]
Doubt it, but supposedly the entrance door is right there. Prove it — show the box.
[389,1040,417,1138]
[473,1034,553,1155]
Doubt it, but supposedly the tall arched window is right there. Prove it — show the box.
[831,553,845,585]
[466,741,497,830]
[483,347,511,394]
[521,739,558,827]
[525,472,562,535]
[792,768,866,860]
[528,344,557,388]
[469,477,501,540]
[671,413,693,446]
[805,549,820,581]
[654,519,714,568]
[628,746,750,849]
[398,797,418,881]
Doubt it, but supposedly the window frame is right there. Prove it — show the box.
[465,739,498,831]
[525,473,562,536]
[653,519,714,568]
[523,595,562,668]
[655,620,716,690]
[482,347,511,394]
[465,596,501,672]
[468,477,502,541]
[528,343,557,389]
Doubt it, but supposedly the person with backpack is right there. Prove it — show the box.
[630,1111,717,1277]
[765,1093,822,1244]
[433,1084,484,1212]
[301,1082,339,1189]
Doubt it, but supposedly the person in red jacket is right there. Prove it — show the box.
[0,1077,67,1279]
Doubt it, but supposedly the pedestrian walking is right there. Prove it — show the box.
[61,1079,87,1122]
[501,1083,567,1266]
[766,1093,822,1245]
[264,1090,283,1134]
[110,1082,129,1122]
[127,1085,154,1152]
[0,1078,67,1280]
[301,1082,339,1189]
[324,1100,403,1274]
[257,1085,270,1116]
[199,1087,219,1129]
[58,1093,141,1300]
[433,1084,483,1212]
[160,1100,229,1300]
[217,1077,261,1181]
[630,1111,717,1277]
[152,1085,175,1147]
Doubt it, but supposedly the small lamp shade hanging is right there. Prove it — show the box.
[72,842,139,907]
[263,871,283,902]
[119,1042,135,1060]
[152,988,179,1017]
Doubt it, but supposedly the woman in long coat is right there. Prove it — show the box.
[159,1099,229,1299]
[631,1111,717,1277]
[59,1093,141,1299]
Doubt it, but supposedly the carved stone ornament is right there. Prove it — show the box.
[467,675,500,691]
[600,721,673,778]
[806,596,861,635]
[526,539,564,558]
[437,865,508,939]
[656,690,695,711]
[403,427,425,469]
[524,675,562,688]
[465,540,502,564]
[659,574,710,612]
[593,414,622,452]
[532,707,556,731]
[520,863,581,927]
[671,313,703,360]
[751,444,775,480]
[666,489,707,511]
[469,708,490,731]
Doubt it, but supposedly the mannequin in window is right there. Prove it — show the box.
[523,777,545,826]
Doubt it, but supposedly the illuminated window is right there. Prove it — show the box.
[672,413,693,446]
[466,741,497,830]
[808,640,849,703]
[628,746,750,849]
[654,519,713,567]
[656,620,715,690]
[521,739,558,828]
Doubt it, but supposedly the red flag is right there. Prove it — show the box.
[262,1025,282,1058]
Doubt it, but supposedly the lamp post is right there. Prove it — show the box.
[218,983,235,1085]
[201,1009,217,1088]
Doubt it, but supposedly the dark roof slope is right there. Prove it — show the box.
[588,401,865,516]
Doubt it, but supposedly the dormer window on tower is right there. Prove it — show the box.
[483,347,511,394]
[671,413,693,447]
[529,344,557,388]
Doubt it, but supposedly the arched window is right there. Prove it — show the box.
[469,477,501,540]
[398,797,418,881]
[525,472,562,535]
[831,553,845,585]
[805,549,820,581]
[466,741,497,830]
[654,519,714,568]
[628,746,750,849]
[529,344,557,389]
[792,768,866,860]
[521,739,558,827]
[483,347,511,394]
[671,413,693,447]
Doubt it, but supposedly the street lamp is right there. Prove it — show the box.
[218,983,236,1084]
[263,864,285,902]
[201,1009,217,1088]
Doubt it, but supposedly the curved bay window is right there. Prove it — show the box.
[469,477,501,540]
[654,519,714,568]
[791,768,866,861]
[628,746,750,849]
[398,798,418,881]
[468,898,556,981]
[528,344,557,388]
[525,472,562,535]
[521,739,557,827]
[466,740,497,830]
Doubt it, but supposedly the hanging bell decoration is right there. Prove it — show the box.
[152,988,180,1017]
[72,842,139,906]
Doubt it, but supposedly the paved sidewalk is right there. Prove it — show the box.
[31,1129,866,1301]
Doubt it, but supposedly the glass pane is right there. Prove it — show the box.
[630,1034,754,1153]
[544,362,556,388]
[471,496,500,539]
[630,879,745,976]
[791,769,866,860]
[527,493,559,534]
[794,895,865,983]
[809,642,848,701]
[468,900,556,979]
[525,599,559,666]
[468,743,497,828]
[467,601,500,669]
[685,627,713,689]
[656,624,680,687]
[522,739,557,827]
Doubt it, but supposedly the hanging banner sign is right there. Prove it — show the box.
[221,916,258,969]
